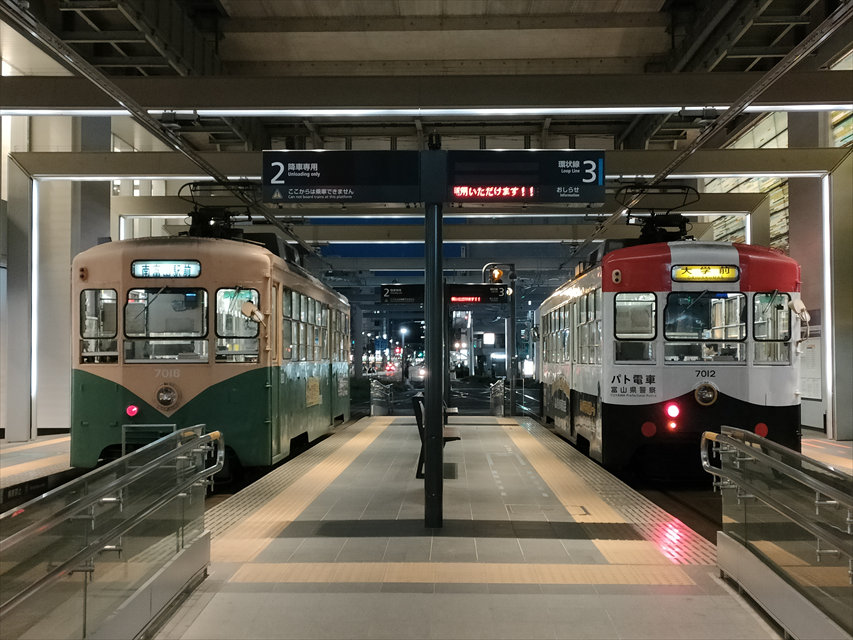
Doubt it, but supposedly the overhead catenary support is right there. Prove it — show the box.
[575,0,853,259]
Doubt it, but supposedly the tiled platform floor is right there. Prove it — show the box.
[0,435,72,491]
[154,416,782,640]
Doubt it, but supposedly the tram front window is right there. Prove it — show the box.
[663,291,746,363]
[754,291,792,363]
[215,288,260,362]
[124,288,208,362]
[80,288,118,363]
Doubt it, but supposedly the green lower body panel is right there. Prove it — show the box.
[70,365,350,469]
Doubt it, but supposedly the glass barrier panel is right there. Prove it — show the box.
[1,427,212,640]
[717,437,853,635]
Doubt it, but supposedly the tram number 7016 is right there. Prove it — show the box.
[695,369,716,377]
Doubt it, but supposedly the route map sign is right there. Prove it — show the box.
[447,150,605,204]
[262,150,420,203]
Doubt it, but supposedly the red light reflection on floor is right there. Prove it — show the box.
[654,520,689,563]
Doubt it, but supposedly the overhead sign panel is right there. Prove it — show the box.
[380,283,509,304]
[380,284,424,304]
[262,150,421,203]
[447,150,605,204]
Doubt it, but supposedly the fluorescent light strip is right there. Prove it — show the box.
[2,104,849,118]
[38,175,260,181]
[821,174,834,435]
[31,180,39,402]
[38,171,827,180]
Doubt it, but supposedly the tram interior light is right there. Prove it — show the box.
[490,268,504,283]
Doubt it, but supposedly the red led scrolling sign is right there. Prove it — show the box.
[452,185,536,199]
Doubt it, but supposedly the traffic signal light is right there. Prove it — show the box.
[490,268,504,283]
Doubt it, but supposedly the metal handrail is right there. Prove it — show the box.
[701,429,853,561]
[370,379,393,415]
[0,428,219,550]
[490,378,505,416]
[702,427,853,508]
[0,429,223,616]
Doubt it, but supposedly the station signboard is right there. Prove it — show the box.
[262,150,421,203]
[380,283,508,304]
[380,284,424,304]
[446,150,605,204]
[447,283,508,303]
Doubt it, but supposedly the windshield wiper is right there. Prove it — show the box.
[132,285,167,320]
[760,289,780,317]
[685,289,710,312]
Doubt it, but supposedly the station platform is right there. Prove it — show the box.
[152,415,776,640]
[1,425,848,505]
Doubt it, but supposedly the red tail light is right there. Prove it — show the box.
[665,403,680,418]
[126,404,139,417]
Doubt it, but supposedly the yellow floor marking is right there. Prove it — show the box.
[801,440,853,474]
[593,540,675,565]
[501,422,624,523]
[0,436,70,455]
[0,454,69,480]
[786,564,852,588]
[214,418,391,564]
[231,561,694,586]
[750,540,809,567]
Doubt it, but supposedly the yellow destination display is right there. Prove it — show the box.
[671,265,740,282]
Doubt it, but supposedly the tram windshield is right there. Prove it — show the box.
[215,288,260,362]
[124,288,209,362]
[663,291,746,363]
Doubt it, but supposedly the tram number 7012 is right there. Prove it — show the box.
[695,370,716,377]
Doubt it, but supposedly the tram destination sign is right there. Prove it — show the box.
[263,150,421,203]
[447,150,605,204]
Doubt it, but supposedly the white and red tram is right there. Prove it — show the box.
[537,240,805,474]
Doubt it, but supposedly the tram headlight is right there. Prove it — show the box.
[694,383,718,406]
[156,384,179,409]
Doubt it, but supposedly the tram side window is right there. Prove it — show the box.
[320,303,329,359]
[577,291,600,364]
[125,288,209,363]
[214,288,259,363]
[664,292,746,363]
[754,292,792,363]
[80,289,118,363]
[299,322,307,361]
[614,293,656,362]
[281,287,292,360]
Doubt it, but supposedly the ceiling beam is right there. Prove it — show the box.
[112,193,765,218]
[2,71,849,110]
[13,148,848,179]
[220,13,670,33]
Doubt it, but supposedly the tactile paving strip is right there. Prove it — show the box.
[205,418,390,540]
[515,417,717,566]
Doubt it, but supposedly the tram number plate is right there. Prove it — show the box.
[695,370,716,377]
